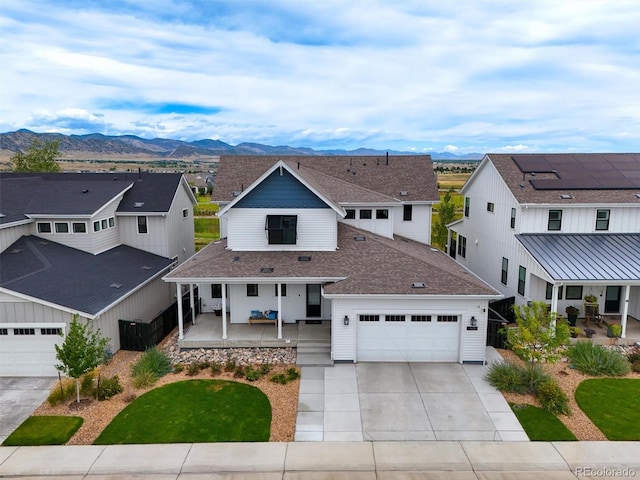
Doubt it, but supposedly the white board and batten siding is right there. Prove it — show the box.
[226,208,337,251]
[331,297,487,363]
[118,215,170,258]
[392,204,432,244]
[164,183,196,263]
[0,223,31,253]
[519,205,640,234]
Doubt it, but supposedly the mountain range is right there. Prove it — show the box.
[0,129,482,160]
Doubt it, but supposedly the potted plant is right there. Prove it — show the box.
[565,306,580,326]
[569,326,582,338]
[583,294,598,305]
[607,323,622,338]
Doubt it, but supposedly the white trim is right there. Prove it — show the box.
[163,276,345,284]
[0,219,33,229]
[323,293,503,300]
[0,322,66,331]
[0,287,95,319]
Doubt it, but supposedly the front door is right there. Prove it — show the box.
[306,284,322,317]
[604,286,621,313]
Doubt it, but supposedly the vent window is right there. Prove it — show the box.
[411,315,431,322]
[437,315,458,323]
[359,314,380,322]
[385,315,405,322]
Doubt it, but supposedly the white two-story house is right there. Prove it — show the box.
[164,155,500,363]
[449,153,640,338]
[0,172,196,376]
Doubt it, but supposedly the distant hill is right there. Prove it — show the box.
[0,129,483,160]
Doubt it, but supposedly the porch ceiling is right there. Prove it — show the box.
[517,233,640,282]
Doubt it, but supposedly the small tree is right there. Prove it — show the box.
[11,138,62,172]
[432,188,456,249]
[55,315,110,403]
[504,301,570,367]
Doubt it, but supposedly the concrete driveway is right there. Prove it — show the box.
[0,377,56,444]
[295,349,528,442]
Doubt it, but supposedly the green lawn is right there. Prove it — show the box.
[510,404,576,441]
[2,416,83,446]
[575,379,640,440]
[94,380,271,444]
[194,217,220,250]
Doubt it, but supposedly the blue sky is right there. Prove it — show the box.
[1,1,638,153]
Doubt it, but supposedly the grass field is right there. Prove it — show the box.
[436,172,470,190]
[2,416,83,446]
[510,404,576,441]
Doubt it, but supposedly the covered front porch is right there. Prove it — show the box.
[178,313,331,349]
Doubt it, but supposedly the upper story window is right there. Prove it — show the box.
[137,216,148,234]
[457,235,467,258]
[487,202,495,213]
[37,222,52,233]
[72,222,87,233]
[266,215,297,245]
[182,208,189,218]
[345,209,356,219]
[595,209,610,231]
[403,204,413,221]
[109,217,115,228]
[359,209,372,220]
[464,197,470,217]
[376,209,389,219]
[501,257,508,285]
[518,266,526,296]
[93,221,101,232]
[54,222,69,233]
[547,210,562,231]
[510,208,516,229]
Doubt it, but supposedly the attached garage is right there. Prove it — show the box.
[356,314,461,362]
[0,324,65,376]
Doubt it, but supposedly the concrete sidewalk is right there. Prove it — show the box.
[1,441,639,478]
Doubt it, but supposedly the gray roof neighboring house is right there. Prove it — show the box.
[516,233,640,282]
[213,155,439,205]
[165,223,499,297]
[0,235,174,317]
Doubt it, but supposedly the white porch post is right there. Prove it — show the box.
[177,283,184,340]
[621,284,630,338]
[277,282,283,339]
[190,283,195,325]
[550,283,559,328]
[221,283,227,340]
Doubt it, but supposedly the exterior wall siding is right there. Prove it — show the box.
[0,223,31,253]
[338,206,394,239]
[330,297,487,363]
[226,208,337,251]
[392,204,432,243]
[520,205,640,234]
[165,183,195,264]
[224,283,314,323]
[118,215,169,258]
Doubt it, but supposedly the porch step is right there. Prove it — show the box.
[296,342,332,366]
[297,342,331,352]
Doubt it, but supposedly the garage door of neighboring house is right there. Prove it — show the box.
[357,314,461,362]
[0,324,64,376]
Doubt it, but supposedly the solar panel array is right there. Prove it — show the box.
[512,154,640,190]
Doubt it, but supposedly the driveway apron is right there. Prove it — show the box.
[0,377,56,444]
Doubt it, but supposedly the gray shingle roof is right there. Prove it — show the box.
[165,223,499,297]
[516,233,640,281]
[0,235,174,316]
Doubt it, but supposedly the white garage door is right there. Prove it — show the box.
[0,324,64,376]
[357,314,460,362]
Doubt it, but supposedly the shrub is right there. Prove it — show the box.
[484,361,528,394]
[627,349,640,365]
[522,363,552,393]
[225,360,236,372]
[132,370,157,389]
[199,361,211,370]
[286,367,300,381]
[173,363,184,373]
[210,362,222,376]
[537,378,570,415]
[234,366,245,378]
[567,342,631,376]
[80,372,96,396]
[186,362,202,376]
[632,360,640,373]
[244,366,262,381]
[47,379,76,405]
[96,375,123,400]
[131,347,173,379]
[260,364,271,375]
[270,373,288,384]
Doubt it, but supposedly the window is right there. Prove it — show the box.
[403,204,413,221]
[376,209,389,219]
[0,328,8,335]
[266,215,297,245]
[211,284,222,298]
[359,209,372,219]
[548,210,562,231]
[72,222,87,233]
[274,284,287,296]
[457,235,467,258]
[54,222,69,233]
[247,284,258,297]
[518,266,526,296]
[37,222,52,233]
[108,217,115,228]
[464,197,470,217]
[345,209,356,219]
[565,285,583,300]
[487,202,495,213]
[93,221,101,232]
[510,208,516,229]
[545,283,563,300]
[101,219,108,230]
[137,216,148,234]
[437,315,458,322]
[596,209,610,231]
[411,315,431,322]
[182,208,189,218]
[13,328,35,335]
[359,314,380,322]
[385,315,405,322]
[501,257,508,285]
[41,328,62,335]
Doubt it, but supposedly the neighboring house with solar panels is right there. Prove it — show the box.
[164,156,501,363]
[448,153,640,339]
[0,172,197,376]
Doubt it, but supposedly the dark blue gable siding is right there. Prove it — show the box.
[234,168,330,208]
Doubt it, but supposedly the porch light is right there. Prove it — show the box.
[470,316,477,327]
[344,315,349,326]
